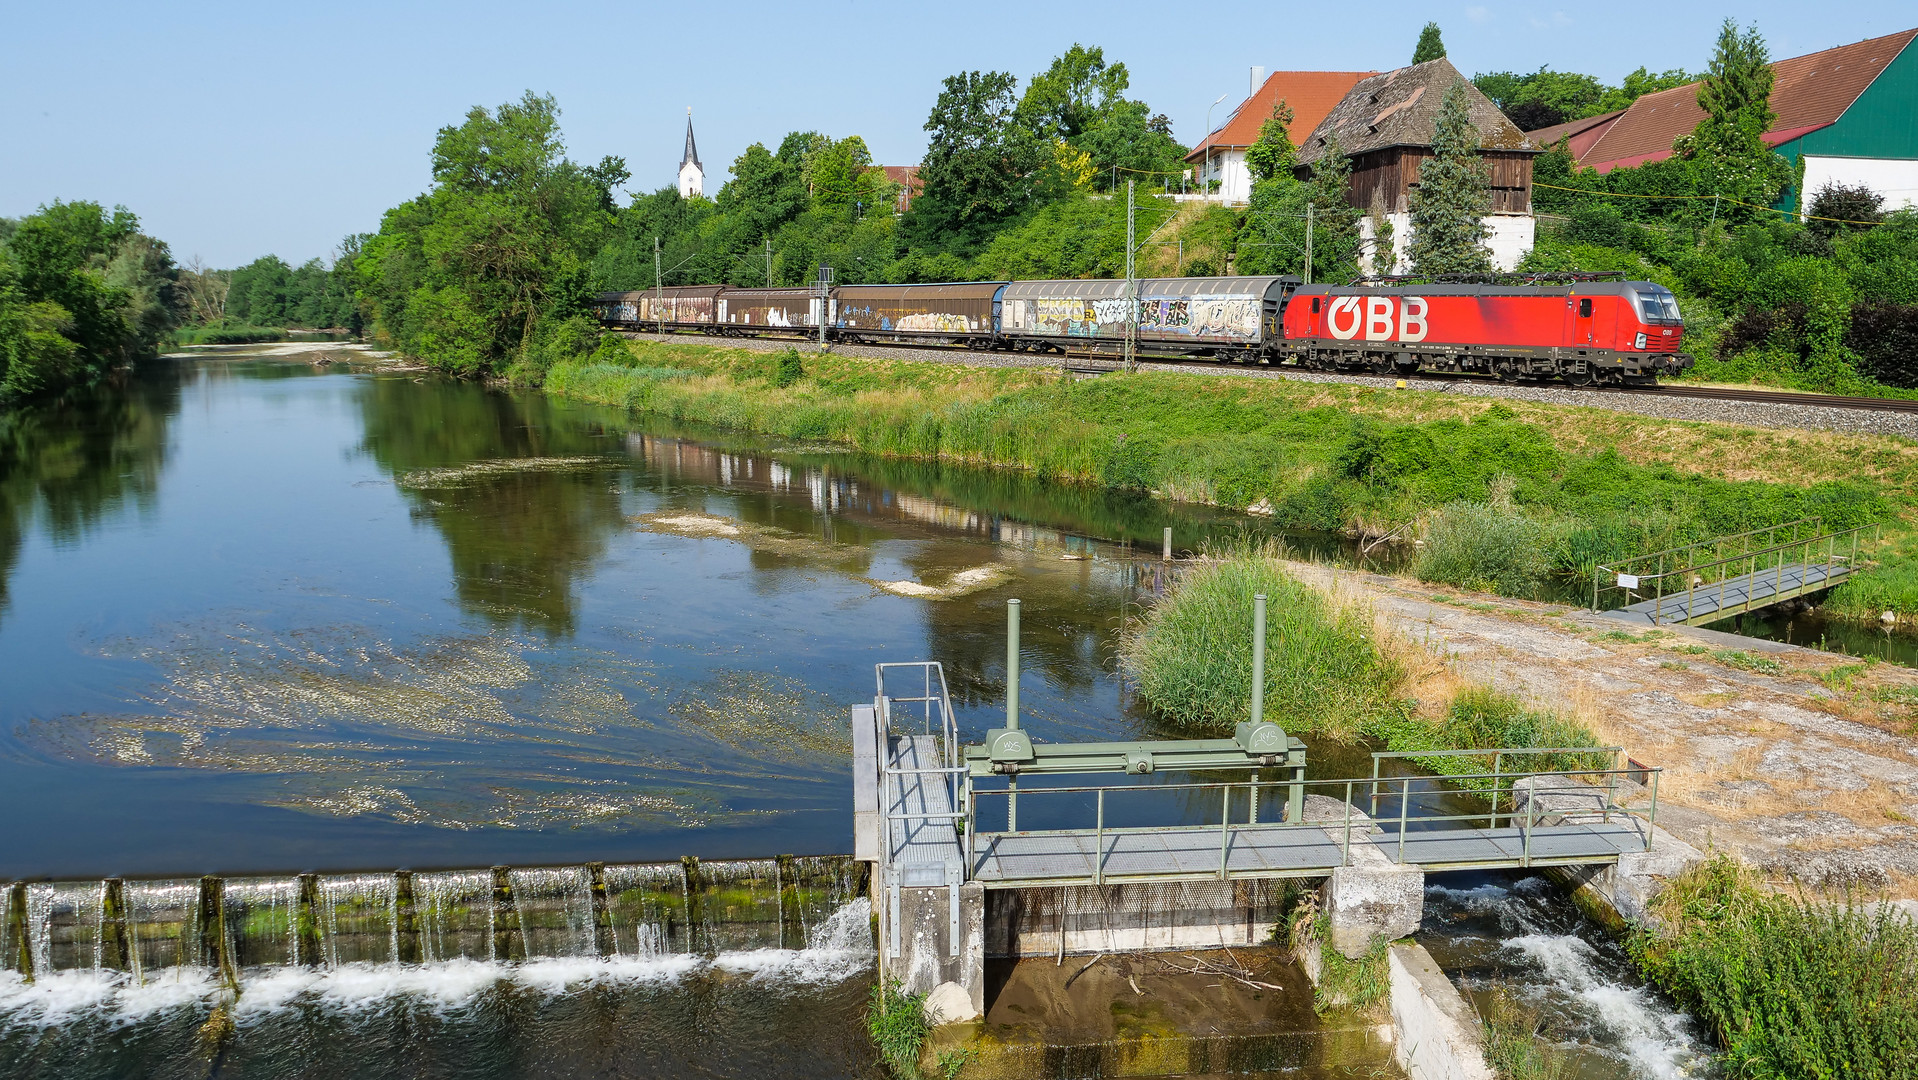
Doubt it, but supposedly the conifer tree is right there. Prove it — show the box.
[1412,23,1446,64]
[1680,19,1791,221]
[1407,84,1493,277]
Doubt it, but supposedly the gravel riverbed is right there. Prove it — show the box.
[620,331,1918,440]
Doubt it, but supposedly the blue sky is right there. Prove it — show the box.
[3,1,1912,267]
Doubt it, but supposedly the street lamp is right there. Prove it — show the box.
[1201,93,1228,195]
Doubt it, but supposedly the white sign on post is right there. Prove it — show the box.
[1616,573,1640,589]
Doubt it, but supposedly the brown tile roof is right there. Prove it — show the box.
[1296,58,1533,166]
[1580,27,1918,173]
[1523,109,1626,158]
[1184,70,1377,163]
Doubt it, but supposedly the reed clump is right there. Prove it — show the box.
[866,977,931,1078]
[1117,540,1399,740]
[1480,988,1570,1080]
[1629,855,1918,1079]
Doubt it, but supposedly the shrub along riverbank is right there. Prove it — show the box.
[546,337,1918,622]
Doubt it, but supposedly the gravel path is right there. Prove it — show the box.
[620,330,1918,440]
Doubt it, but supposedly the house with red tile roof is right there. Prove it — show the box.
[1185,69,1377,205]
[1554,28,1918,211]
[874,166,922,213]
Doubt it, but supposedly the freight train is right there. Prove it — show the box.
[591,274,1692,387]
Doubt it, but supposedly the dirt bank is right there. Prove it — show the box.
[1287,561,1918,899]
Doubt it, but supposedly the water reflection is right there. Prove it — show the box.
[356,377,630,637]
[0,369,179,621]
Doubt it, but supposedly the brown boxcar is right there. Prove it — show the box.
[716,287,821,334]
[592,286,723,330]
[831,283,1007,346]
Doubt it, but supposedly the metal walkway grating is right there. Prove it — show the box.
[1602,561,1849,626]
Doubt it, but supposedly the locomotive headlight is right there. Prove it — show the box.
[1634,332,1647,350]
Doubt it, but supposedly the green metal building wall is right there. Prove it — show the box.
[1777,34,1918,164]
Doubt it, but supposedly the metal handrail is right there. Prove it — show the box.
[1605,518,1820,574]
[969,764,1662,882]
[874,661,968,886]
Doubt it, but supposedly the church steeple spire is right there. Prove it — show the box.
[677,107,704,198]
[680,107,701,171]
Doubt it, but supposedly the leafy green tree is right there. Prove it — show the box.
[1472,67,1607,130]
[906,71,1045,255]
[1678,19,1791,221]
[1242,100,1297,182]
[1412,23,1446,64]
[356,91,627,377]
[0,200,179,399]
[1408,84,1494,276]
[1017,44,1129,141]
[1597,67,1694,112]
[1238,119,1363,284]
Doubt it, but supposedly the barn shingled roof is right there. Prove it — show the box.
[1296,58,1534,166]
[1183,71,1378,162]
[1578,27,1918,173]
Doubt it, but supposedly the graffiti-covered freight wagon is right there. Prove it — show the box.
[1000,276,1299,360]
[832,283,1006,348]
[716,287,821,334]
[1279,281,1690,386]
[592,286,722,331]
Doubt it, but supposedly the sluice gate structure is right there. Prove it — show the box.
[856,598,1667,1024]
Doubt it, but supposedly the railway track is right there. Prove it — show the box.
[1055,349,1918,415]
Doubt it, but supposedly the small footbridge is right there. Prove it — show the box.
[1593,519,1876,627]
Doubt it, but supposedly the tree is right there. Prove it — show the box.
[906,71,1044,255]
[1413,23,1446,65]
[1408,84,1494,277]
[355,91,626,376]
[1678,20,1791,222]
[1242,100,1297,183]
[1017,44,1128,141]
[1472,67,1607,130]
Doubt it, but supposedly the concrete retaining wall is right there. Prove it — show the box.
[1388,943,1495,1080]
[984,880,1290,957]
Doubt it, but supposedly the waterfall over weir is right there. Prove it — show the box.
[3,857,869,985]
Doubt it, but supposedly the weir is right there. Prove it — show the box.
[859,596,1668,1058]
[0,857,868,984]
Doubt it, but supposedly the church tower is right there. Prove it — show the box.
[678,108,703,199]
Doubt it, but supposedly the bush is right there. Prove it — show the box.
[1807,181,1884,241]
[1630,856,1918,1079]
[866,978,930,1077]
[772,347,804,388]
[178,324,290,345]
[1119,543,1399,738]
[1565,203,1634,249]
[1414,500,1556,598]
[1847,304,1918,387]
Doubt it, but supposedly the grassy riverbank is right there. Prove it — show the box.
[547,338,1918,619]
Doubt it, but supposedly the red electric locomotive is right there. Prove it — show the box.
[1276,281,1690,386]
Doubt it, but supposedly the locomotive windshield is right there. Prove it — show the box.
[1634,285,1683,325]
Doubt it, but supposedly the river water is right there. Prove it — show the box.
[0,350,1715,1077]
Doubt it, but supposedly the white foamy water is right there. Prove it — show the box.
[0,898,877,1030]
[1505,933,1714,1080]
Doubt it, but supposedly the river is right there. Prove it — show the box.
[0,349,1715,1078]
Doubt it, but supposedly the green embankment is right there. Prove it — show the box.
[547,337,1918,619]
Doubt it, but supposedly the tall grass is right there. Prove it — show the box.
[866,978,931,1077]
[1117,541,1400,739]
[1369,686,1610,786]
[1630,855,1918,1079]
[1481,988,1570,1080]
